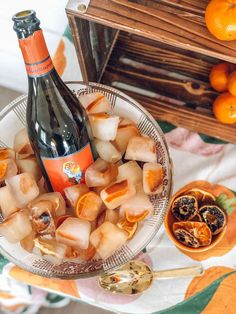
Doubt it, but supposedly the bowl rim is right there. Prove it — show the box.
[0,81,173,279]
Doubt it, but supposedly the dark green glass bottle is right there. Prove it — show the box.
[13,10,96,194]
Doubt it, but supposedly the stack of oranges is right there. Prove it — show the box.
[210,63,236,124]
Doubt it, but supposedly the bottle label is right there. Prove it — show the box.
[42,143,94,194]
[19,30,54,77]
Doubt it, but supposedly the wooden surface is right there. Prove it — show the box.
[66,0,236,64]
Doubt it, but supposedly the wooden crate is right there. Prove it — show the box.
[66,0,236,143]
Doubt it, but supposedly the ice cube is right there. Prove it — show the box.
[100,179,136,210]
[85,158,118,188]
[117,161,142,185]
[16,157,42,181]
[90,221,128,259]
[125,136,157,163]
[143,162,163,195]
[31,200,56,235]
[0,186,18,218]
[56,217,91,250]
[104,208,120,224]
[113,118,140,154]
[79,92,111,114]
[0,210,32,243]
[75,191,103,221]
[6,173,39,208]
[20,230,36,253]
[29,192,66,216]
[0,159,17,182]
[0,148,15,160]
[89,113,120,141]
[34,237,67,264]
[14,128,34,158]
[95,139,121,163]
[117,218,137,239]
[120,184,154,222]
[65,243,96,261]
[64,184,89,209]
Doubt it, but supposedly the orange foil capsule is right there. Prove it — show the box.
[100,179,136,210]
[143,162,163,195]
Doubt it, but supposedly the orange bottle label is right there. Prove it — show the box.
[19,30,54,77]
[42,143,94,194]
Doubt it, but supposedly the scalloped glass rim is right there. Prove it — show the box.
[0,81,172,279]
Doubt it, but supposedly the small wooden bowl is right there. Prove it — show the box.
[164,187,227,253]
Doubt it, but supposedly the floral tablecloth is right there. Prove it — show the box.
[1,120,236,314]
[1,21,236,314]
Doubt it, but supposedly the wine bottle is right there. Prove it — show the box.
[12,10,97,194]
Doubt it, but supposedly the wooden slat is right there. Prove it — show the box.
[67,15,90,81]
[105,65,216,107]
[67,13,119,81]
[106,32,217,107]
[103,73,236,143]
[66,0,236,64]
[131,92,236,144]
[101,63,236,143]
[115,32,217,81]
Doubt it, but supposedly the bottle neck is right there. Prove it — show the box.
[19,29,54,78]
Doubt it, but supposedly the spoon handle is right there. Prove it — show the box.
[153,265,204,279]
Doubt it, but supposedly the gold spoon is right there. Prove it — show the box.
[99,260,203,295]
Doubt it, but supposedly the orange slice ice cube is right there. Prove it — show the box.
[75,191,103,221]
[125,136,157,163]
[143,162,163,195]
[100,179,136,210]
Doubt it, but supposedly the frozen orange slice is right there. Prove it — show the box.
[100,179,136,210]
[143,162,163,195]
[75,191,102,221]
[117,218,138,239]
[0,161,8,179]
[79,92,111,114]
[126,210,149,223]
[55,215,71,228]
[0,148,15,160]
[0,159,17,181]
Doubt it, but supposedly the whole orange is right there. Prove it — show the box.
[213,92,236,124]
[209,63,235,92]
[205,0,236,41]
[227,70,236,96]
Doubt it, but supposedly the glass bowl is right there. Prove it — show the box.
[0,81,172,279]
